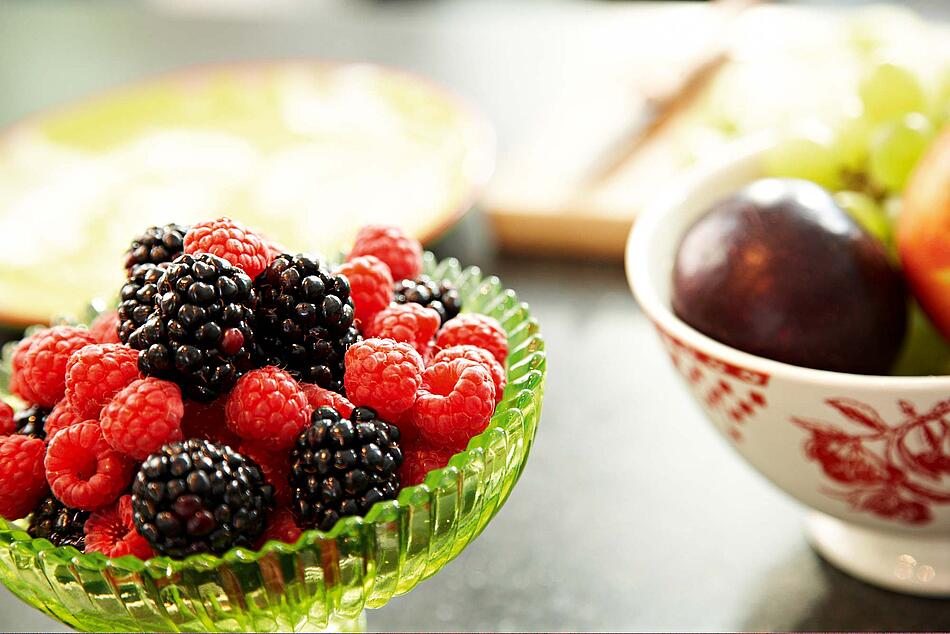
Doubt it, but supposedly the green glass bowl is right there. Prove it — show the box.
[0,253,545,632]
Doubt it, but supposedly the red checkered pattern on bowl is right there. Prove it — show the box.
[653,323,769,442]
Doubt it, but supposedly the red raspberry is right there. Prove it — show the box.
[0,401,14,436]
[225,367,312,451]
[399,445,454,487]
[344,338,424,421]
[184,217,271,280]
[410,359,496,452]
[65,343,141,419]
[10,333,41,403]
[257,508,302,547]
[348,225,423,282]
[44,401,86,442]
[301,383,354,419]
[239,442,291,506]
[17,326,98,408]
[101,379,184,460]
[88,310,121,344]
[181,398,239,446]
[262,235,289,260]
[432,345,506,405]
[0,435,49,520]
[435,314,508,367]
[334,255,393,327]
[367,303,440,356]
[45,422,132,510]
[7,373,24,405]
[391,410,420,446]
[84,495,155,559]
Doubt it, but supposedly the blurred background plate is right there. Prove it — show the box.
[0,60,494,326]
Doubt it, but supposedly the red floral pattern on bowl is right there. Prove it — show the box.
[794,398,950,526]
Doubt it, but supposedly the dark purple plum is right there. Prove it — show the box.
[672,178,907,375]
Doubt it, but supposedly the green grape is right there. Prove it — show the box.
[832,112,874,171]
[930,66,950,127]
[868,112,934,193]
[764,135,842,190]
[892,302,950,376]
[834,190,891,246]
[859,62,926,122]
[883,195,903,225]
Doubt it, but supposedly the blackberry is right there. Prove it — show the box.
[254,254,360,392]
[118,263,166,344]
[28,496,89,550]
[393,276,462,324]
[15,406,50,440]
[131,439,272,558]
[290,406,402,531]
[125,223,188,272]
[130,253,258,401]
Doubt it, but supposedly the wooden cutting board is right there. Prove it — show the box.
[483,2,948,259]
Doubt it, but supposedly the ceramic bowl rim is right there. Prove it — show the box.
[624,132,950,390]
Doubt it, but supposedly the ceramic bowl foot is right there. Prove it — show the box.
[806,511,950,597]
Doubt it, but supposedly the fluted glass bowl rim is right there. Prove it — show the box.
[0,252,545,577]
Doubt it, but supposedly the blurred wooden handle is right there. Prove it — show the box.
[485,0,757,259]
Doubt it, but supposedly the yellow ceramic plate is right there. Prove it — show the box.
[0,61,494,325]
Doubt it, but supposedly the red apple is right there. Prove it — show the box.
[897,127,950,340]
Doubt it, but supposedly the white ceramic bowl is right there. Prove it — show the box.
[626,135,950,597]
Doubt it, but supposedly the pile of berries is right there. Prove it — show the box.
[0,219,508,560]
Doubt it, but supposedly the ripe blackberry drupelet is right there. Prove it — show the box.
[130,253,258,401]
[290,406,402,531]
[255,254,360,392]
[393,276,462,324]
[131,439,273,558]
[118,263,166,344]
[125,223,188,272]
[14,406,50,440]
[27,496,89,550]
